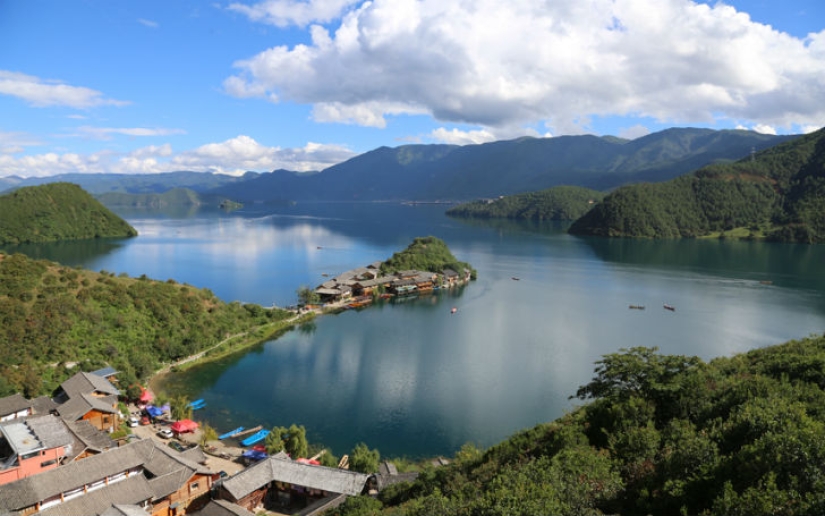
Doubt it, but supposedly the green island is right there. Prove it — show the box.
[569,127,825,242]
[379,236,476,279]
[446,185,605,221]
[0,182,138,245]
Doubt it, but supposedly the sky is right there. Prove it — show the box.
[1,0,824,178]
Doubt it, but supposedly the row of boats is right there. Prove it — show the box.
[628,304,676,311]
[189,397,271,447]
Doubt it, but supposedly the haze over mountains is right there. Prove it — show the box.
[0,128,796,202]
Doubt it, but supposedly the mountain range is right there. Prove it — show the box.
[0,128,795,203]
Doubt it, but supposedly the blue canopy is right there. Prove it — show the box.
[242,449,268,461]
[145,405,163,418]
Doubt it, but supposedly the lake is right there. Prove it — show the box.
[7,202,825,458]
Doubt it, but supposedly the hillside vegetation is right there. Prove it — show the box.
[380,236,476,279]
[0,183,137,245]
[0,252,291,398]
[446,186,605,220]
[569,127,825,242]
[334,334,825,516]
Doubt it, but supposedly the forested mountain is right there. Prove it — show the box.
[1,170,256,195]
[569,127,825,242]
[0,252,291,398]
[446,185,605,220]
[0,183,138,245]
[96,187,241,209]
[209,128,791,202]
[334,335,825,516]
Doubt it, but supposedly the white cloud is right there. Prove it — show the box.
[0,70,128,109]
[138,18,159,28]
[75,126,187,140]
[0,136,356,178]
[752,124,778,135]
[227,0,361,28]
[430,127,496,145]
[224,0,825,135]
[0,131,42,154]
[618,124,652,140]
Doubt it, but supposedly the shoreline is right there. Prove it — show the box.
[149,310,317,396]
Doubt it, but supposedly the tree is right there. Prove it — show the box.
[265,426,287,454]
[284,424,309,459]
[297,285,320,305]
[349,442,380,474]
[170,395,192,421]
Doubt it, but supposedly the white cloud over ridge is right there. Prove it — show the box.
[0,70,128,109]
[0,136,355,178]
[76,126,187,140]
[224,0,825,135]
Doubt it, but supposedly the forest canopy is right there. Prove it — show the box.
[0,182,138,245]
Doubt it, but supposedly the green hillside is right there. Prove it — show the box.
[334,334,825,516]
[569,128,825,242]
[0,252,292,398]
[446,186,605,220]
[380,236,476,279]
[0,183,138,245]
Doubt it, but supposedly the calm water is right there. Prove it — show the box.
[7,203,825,458]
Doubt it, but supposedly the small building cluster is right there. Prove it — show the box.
[0,369,421,515]
[314,261,472,305]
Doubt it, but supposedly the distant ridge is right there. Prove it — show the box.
[0,183,137,245]
[569,127,825,242]
[209,128,793,202]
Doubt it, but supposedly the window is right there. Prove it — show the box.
[40,459,58,468]
[190,481,200,492]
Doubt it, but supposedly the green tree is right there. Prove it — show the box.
[349,442,380,474]
[284,424,309,459]
[297,285,320,305]
[170,395,192,421]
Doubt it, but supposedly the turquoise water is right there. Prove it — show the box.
[6,203,825,458]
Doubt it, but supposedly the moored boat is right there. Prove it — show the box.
[663,304,676,312]
[629,305,645,310]
[218,426,245,440]
[240,429,270,446]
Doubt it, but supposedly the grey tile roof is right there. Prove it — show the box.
[196,499,255,516]
[221,456,369,500]
[100,504,151,516]
[66,420,116,452]
[0,437,210,512]
[57,393,117,422]
[100,504,150,516]
[147,468,193,500]
[0,415,74,456]
[37,475,153,516]
[0,394,31,418]
[30,396,60,415]
[60,372,119,398]
[180,446,207,465]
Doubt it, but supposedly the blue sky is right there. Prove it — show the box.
[1,0,823,177]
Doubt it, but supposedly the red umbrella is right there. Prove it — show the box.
[139,389,153,403]
[171,419,198,433]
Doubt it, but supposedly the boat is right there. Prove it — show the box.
[218,426,245,440]
[663,304,676,312]
[451,307,457,314]
[188,399,206,410]
[628,305,645,310]
[240,429,270,446]
[511,277,520,281]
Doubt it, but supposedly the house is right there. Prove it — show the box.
[0,415,75,486]
[90,368,119,386]
[0,436,214,516]
[442,268,459,287]
[54,373,121,433]
[63,420,116,462]
[0,394,34,422]
[215,455,370,514]
[194,499,254,516]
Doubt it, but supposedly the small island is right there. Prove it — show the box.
[304,236,475,308]
[446,185,605,221]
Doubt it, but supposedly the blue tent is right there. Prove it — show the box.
[145,405,163,418]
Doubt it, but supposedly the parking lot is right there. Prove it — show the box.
[125,404,246,477]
